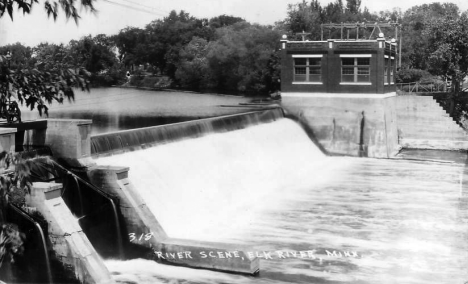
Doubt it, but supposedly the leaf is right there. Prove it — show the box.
[7,3,13,20]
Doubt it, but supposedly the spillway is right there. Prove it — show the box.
[95,117,329,242]
[92,114,468,283]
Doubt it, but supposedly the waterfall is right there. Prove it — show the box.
[93,114,468,284]
[91,108,284,156]
[94,117,327,241]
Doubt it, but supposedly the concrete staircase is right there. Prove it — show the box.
[396,96,468,150]
[433,97,467,130]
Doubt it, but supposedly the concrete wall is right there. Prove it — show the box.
[26,182,114,284]
[281,93,400,158]
[45,119,92,160]
[87,166,260,275]
[90,109,284,158]
[396,96,468,150]
[0,119,91,160]
[0,120,47,152]
[0,128,16,153]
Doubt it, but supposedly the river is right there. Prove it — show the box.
[21,87,255,134]
[20,88,468,283]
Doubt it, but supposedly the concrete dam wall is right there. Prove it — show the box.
[85,109,301,275]
[90,108,285,157]
[281,93,468,156]
[281,93,399,158]
[396,95,468,150]
[89,108,325,275]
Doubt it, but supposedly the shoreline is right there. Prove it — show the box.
[111,84,270,98]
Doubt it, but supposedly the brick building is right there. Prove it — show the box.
[280,37,397,94]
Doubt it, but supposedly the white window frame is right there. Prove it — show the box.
[390,58,395,85]
[384,58,389,85]
[339,54,372,85]
[292,54,323,85]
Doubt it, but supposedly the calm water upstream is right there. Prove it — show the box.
[21,87,254,134]
[19,88,468,283]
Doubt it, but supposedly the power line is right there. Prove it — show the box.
[102,0,166,17]
[119,0,170,15]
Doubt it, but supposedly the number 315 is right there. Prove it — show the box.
[129,232,154,242]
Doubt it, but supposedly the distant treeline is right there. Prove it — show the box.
[2,1,467,94]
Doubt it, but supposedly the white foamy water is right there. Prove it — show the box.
[96,118,468,284]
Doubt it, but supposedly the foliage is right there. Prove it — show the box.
[399,3,460,70]
[0,223,24,270]
[175,37,210,90]
[209,15,244,29]
[5,2,468,97]
[204,22,282,94]
[112,27,147,68]
[0,0,95,22]
[346,0,361,14]
[0,0,95,118]
[395,69,432,83]
[285,0,322,39]
[0,44,33,69]
[423,12,468,94]
[68,35,117,74]
[0,154,52,270]
[67,34,122,86]
[283,0,379,40]
[0,48,90,116]
[144,10,214,79]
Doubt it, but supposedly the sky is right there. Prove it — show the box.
[1,0,468,47]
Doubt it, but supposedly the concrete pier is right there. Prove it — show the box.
[281,93,400,158]
[87,166,259,275]
[26,182,114,284]
[0,128,16,153]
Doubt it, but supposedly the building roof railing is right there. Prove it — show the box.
[320,22,400,41]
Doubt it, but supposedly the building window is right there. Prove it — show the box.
[384,59,389,84]
[341,57,370,83]
[294,57,321,82]
[390,59,394,84]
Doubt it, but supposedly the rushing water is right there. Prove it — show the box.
[95,118,468,284]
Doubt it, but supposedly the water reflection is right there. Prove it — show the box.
[20,88,253,134]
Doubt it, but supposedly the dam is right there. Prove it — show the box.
[91,109,468,283]
[1,87,468,283]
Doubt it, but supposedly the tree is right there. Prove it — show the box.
[285,0,322,39]
[209,15,244,29]
[0,0,95,119]
[399,3,460,69]
[113,27,147,69]
[204,22,281,94]
[1,44,90,117]
[0,43,33,69]
[424,12,468,95]
[346,0,361,14]
[0,0,95,22]
[68,35,118,74]
[322,0,344,23]
[0,154,52,273]
[175,37,210,90]
[144,10,214,78]
[0,223,24,274]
